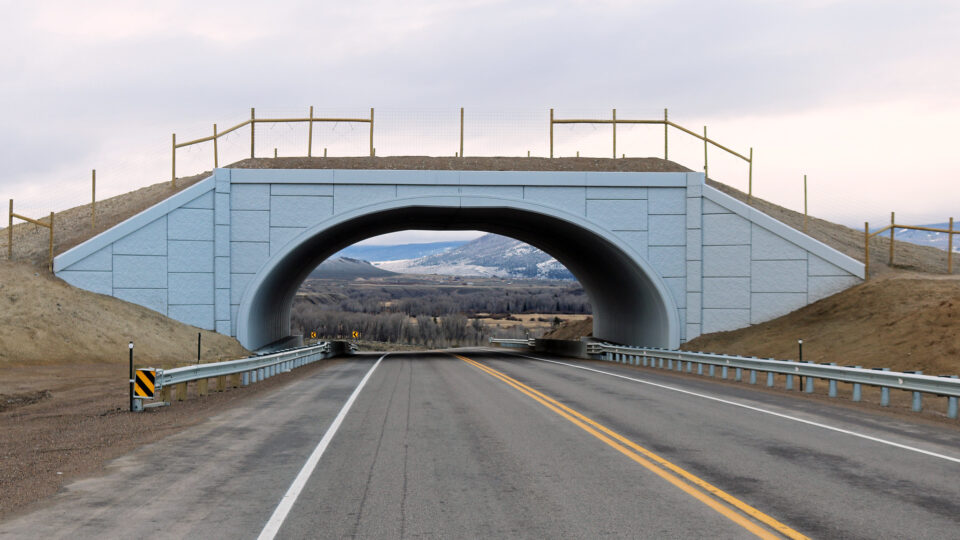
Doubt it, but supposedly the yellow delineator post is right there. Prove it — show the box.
[134,369,156,399]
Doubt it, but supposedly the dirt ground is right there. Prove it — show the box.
[1,156,957,519]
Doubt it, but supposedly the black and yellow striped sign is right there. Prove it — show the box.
[134,369,156,398]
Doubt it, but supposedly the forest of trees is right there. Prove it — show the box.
[291,278,591,348]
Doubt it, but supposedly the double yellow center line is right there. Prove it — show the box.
[456,354,808,540]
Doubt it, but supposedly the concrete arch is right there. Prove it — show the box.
[236,196,681,351]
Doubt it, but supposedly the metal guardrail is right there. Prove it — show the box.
[489,339,960,419]
[132,342,340,410]
[488,338,535,348]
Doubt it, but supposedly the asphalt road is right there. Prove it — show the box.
[2,349,959,539]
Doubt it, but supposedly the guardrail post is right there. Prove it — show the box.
[852,366,862,401]
[161,386,171,402]
[805,372,815,393]
[686,361,693,373]
[709,364,715,377]
[675,359,682,372]
[132,397,143,412]
[880,368,891,406]
[767,372,774,387]
[198,378,208,396]
[749,370,757,384]
[828,363,838,397]
[906,371,923,411]
[947,376,959,419]
[217,376,226,392]
[786,373,794,390]
[176,383,187,401]
[735,367,742,382]
[642,355,648,367]
[668,358,674,370]
[721,365,728,379]
[697,363,703,375]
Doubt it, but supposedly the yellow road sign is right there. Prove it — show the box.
[310,331,317,339]
[352,330,360,339]
[134,369,156,398]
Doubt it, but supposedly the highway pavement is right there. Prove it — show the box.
[2,349,959,539]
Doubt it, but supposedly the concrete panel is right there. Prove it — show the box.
[168,304,214,330]
[168,241,213,273]
[216,320,231,336]
[685,323,701,342]
[270,227,307,255]
[215,289,231,320]
[461,170,585,187]
[215,193,231,225]
[613,231,648,259]
[184,190,214,209]
[231,273,255,304]
[65,245,112,271]
[751,293,808,324]
[168,208,214,241]
[231,304,239,336]
[215,225,230,256]
[230,243,270,274]
[586,187,646,199]
[702,213,751,246]
[231,211,270,242]
[459,185,523,199]
[168,273,214,305]
[686,261,702,291]
[809,276,860,301]
[648,188,686,215]
[231,184,271,210]
[686,197,702,229]
[686,229,702,261]
[338,169,461,185]
[686,183,703,197]
[664,277,686,308]
[687,293,702,323]
[752,260,807,293]
[215,257,230,289]
[58,271,112,295]
[587,199,647,230]
[703,199,729,214]
[703,245,751,277]
[702,309,751,333]
[233,168,333,184]
[648,246,686,278]
[752,225,806,260]
[396,185,460,198]
[114,217,166,255]
[271,184,333,196]
[808,254,850,276]
[114,288,167,314]
[270,196,334,228]
[703,277,750,309]
[113,255,166,289]
[334,184,397,213]
[523,187,586,215]
[648,214,686,246]
[585,172,684,187]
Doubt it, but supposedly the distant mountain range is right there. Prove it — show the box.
[373,234,575,280]
[332,241,467,262]
[308,257,396,279]
[875,222,959,253]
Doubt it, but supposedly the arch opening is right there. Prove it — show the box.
[237,202,680,351]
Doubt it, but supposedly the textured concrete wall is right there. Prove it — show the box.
[55,168,864,349]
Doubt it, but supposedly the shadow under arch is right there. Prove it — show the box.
[236,196,681,351]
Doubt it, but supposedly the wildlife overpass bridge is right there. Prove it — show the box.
[55,168,863,350]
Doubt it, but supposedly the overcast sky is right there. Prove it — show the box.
[2,0,958,245]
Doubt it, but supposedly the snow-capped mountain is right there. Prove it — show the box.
[877,221,959,253]
[373,234,575,280]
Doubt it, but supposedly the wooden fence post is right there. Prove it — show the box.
[459,107,464,158]
[748,147,753,203]
[864,221,870,280]
[549,108,554,158]
[48,212,54,272]
[250,107,256,158]
[612,108,617,159]
[369,107,375,157]
[889,211,895,265]
[703,126,708,178]
[91,169,96,230]
[663,108,668,160]
[7,199,12,260]
[213,124,218,168]
[949,217,954,274]
[803,175,808,234]
[171,133,177,187]
[307,105,314,157]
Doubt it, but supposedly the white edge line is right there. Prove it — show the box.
[513,353,960,465]
[258,353,387,540]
